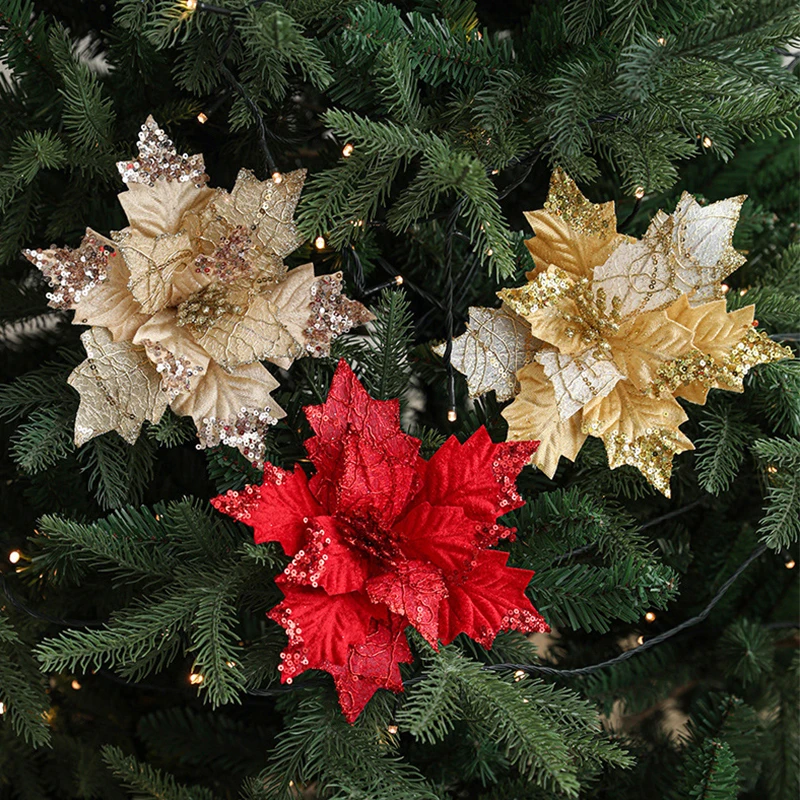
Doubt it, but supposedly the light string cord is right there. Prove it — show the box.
[481,543,769,679]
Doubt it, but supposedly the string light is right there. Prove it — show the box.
[342,143,354,158]
[721,283,730,295]
[786,559,796,570]
[196,112,208,124]
[702,136,713,148]
[634,186,645,199]
[185,0,197,10]
[645,611,657,623]
[767,465,778,474]
[491,169,499,175]
[8,550,21,564]
[739,288,749,296]
[189,672,204,685]
[387,724,399,734]
[0,702,4,714]
[486,248,493,256]
[314,235,326,250]
[636,635,645,645]
[71,679,81,690]
[513,669,526,682]
[657,36,666,45]
[447,409,458,422]
[272,171,283,185]
[393,275,404,286]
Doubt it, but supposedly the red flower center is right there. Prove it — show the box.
[338,511,400,566]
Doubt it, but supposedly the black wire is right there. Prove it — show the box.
[484,543,768,678]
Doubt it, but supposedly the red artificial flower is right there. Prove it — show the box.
[212,360,548,721]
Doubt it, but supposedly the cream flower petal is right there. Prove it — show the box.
[68,328,167,446]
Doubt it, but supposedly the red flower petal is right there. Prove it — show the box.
[327,619,412,722]
[394,502,479,577]
[304,360,422,527]
[438,549,549,647]
[366,561,447,647]
[211,464,322,555]
[268,586,386,673]
[415,428,539,524]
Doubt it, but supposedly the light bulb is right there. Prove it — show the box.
[185,0,198,10]
[71,679,81,690]
[196,112,208,124]
[636,635,645,645]
[721,284,730,295]
[387,724,399,734]
[272,171,283,184]
[786,559,796,570]
[485,248,493,256]
[0,702,5,714]
[514,669,526,682]
[394,275,404,285]
[702,136,713,148]
[447,409,457,422]
[189,672,204,685]
[342,143,354,158]
[645,611,656,623]
[314,236,326,250]
[8,550,21,564]
[635,186,645,199]
[657,36,666,45]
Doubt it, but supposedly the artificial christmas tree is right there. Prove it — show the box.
[0,1,798,798]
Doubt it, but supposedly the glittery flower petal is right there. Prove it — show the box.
[536,347,624,420]
[367,561,447,647]
[115,229,196,314]
[118,181,215,239]
[502,361,588,479]
[170,360,286,464]
[665,295,753,360]
[414,427,537,525]
[438,549,548,648]
[592,194,746,319]
[68,328,168,447]
[523,168,628,282]
[304,360,422,527]
[71,245,150,341]
[610,308,694,393]
[436,306,539,401]
[204,168,306,260]
[211,465,323,555]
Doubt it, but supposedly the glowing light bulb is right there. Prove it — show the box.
[71,679,81,690]
[514,670,526,682]
[636,635,645,645]
[486,248,493,256]
[739,288,749,296]
[0,702,5,714]
[635,186,645,199]
[8,550,21,565]
[196,112,208,124]
[394,275,404,286]
[189,672,204,685]
[272,171,283,184]
[721,284,730,295]
[491,169,499,175]
[387,725,399,734]
[657,36,666,45]
[645,611,656,623]
[185,0,198,10]
[786,559,796,570]
[767,465,778,474]
[342,143,354,158]
[314,235,326,250]
[447,409,458,422]
[702,136,713,148]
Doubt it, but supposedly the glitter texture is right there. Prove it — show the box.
[211,361,548,723]
[447,170,792,495]
[24,116,371,462]
[23,230,114,309]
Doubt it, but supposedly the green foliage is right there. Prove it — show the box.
[695,397,760,495]
[718,618,775,685]
[250,692,438,800]
[675,739,740,800]
[0,613,51,747]
[101,745,218,800]
[751,437,800,548]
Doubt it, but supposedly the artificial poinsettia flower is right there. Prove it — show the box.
[23,117,372,464]
[446,170,792,495]
[212,360,548,722]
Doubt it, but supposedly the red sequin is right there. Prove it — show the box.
[211,360,547,722]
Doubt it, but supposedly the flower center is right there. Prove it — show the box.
[338,511,399,565]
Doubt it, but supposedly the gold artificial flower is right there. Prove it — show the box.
[25,117,372,464]
[446,170,792,495]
